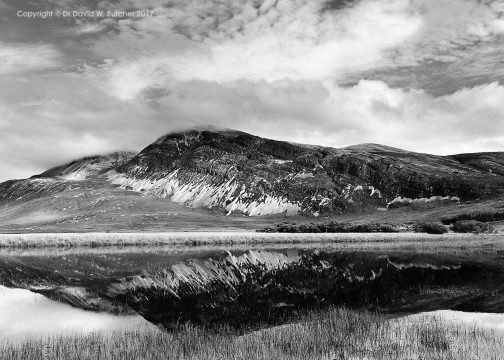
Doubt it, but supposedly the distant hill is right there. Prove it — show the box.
[1,128,503,232]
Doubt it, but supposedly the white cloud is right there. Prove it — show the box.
[0,42,61,74]
[1,70,504,182]
[85,0,422,100]
[85,0,504,102]
[160,79,504,156]
[72,20,108,36]
[390,0,504,66]
[1,0,504,182]
[319,80,504,154]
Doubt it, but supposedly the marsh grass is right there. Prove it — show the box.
[0,232,500,251]
[1,307,503,360]
[0,232,416,249]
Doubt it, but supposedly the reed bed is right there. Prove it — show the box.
[0,232,427,248]
[0,232,501,255]
[1,307,503,360]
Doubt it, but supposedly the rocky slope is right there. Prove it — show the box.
[106,129,504,216]
[1,128,504,230]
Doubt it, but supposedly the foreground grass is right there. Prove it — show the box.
[1,307,504,360]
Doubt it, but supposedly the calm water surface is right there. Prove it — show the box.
[1,242,504,340]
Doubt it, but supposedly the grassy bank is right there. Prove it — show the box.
[2,232,504,259]
[1,307,503,360]
[0,231,500,248]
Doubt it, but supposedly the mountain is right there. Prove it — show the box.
[1,128,504,232]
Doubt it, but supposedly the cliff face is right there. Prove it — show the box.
[1,128,504,229]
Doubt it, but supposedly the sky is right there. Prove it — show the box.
[1,0,504,181]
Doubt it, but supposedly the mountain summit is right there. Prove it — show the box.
[1,128,504,232]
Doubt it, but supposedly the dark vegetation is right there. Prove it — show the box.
[413,222,448,235]
[451,220,495,234]
[441,210,504,224]
[258,221,452,234]
[258,221,403,233]
[259,218,498,235]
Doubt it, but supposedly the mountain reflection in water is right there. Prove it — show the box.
[2,246,504,337]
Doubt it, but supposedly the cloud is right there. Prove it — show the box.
[82,0,504,101]
[1,0,504,182]
[0,72,160,179]
[342,0,504,93]
[391,0,504,64]
[147,79,504,157]
[85,0,421,99]
[324,80,504,154]
[71,20,109,36]
[0,42,61,74]
[1,69,504,182]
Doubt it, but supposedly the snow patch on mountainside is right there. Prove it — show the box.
[388,195,460,206]
[340,184,384,204]
[106,170,302,216]
[294,172,315,179]
[272,159,293,165]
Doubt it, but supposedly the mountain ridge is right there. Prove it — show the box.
[1,128,504,232]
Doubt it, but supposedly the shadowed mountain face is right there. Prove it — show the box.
[1,128,504,231]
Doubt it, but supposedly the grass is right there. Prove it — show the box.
[1,232,504,257]
[0,231,457,249]
[1,307,504,360]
